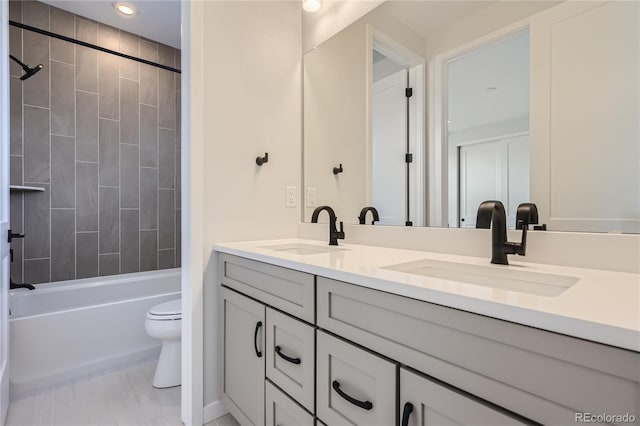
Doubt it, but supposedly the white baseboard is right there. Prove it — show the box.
[203,400,228,424]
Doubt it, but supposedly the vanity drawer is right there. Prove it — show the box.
[265,379,314,426]
[317,276,640,425]
[219,253,315,323]
[266,307,315,412]
[317,331,396,426]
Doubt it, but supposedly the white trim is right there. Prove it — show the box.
[203,400,228,424]
[408,65,425,226]
[1,0,10,422]
[429,19,530,228]
[180,1,204,425]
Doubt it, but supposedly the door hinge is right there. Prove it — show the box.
[405,88,413,98]
[405,153,413,163]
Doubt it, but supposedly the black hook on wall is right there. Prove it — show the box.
[333,163,343,175]
[256,153,269,166]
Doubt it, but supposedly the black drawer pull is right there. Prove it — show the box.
[254,321,262,358]
[401,402,414,426]
[332,380,373,410]
[275,345,301,364]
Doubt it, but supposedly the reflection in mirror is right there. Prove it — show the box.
[447,30,530,229]
[371,43,424,226]
[303,1,639,233]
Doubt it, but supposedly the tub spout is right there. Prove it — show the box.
[10,279,35,290]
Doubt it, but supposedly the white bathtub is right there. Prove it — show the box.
[9,269,181,397]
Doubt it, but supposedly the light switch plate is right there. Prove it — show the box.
[306,187,317,207]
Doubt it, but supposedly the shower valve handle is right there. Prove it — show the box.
[7,230,25,243]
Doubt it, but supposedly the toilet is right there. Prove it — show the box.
[145,298,181,388]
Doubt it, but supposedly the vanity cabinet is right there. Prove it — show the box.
[316,331,396,426]
[265,307,315,411]
[220,287,266,426]
[400,368,525,426]
[265,380,314,426]
[317,276,639,425]
[218,253,639,426]
[219,252,315,323]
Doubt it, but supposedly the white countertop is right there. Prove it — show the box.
[214,239,640,352]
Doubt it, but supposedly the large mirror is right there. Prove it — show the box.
[303,0,639,233]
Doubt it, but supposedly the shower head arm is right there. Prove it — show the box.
[9,55,44,81]
[9,54,30,72]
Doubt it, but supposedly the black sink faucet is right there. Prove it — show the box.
[476,200,536,265]
[515,203,540,230]
[358,207,379,225]
[311,206,345,246]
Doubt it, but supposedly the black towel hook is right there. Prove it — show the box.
[333,163,343,175]
[256,153,269,166]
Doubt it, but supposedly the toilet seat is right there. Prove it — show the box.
[146,298,181,321]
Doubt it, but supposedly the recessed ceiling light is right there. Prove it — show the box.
[113,2,136,16]
[303,0,321,13]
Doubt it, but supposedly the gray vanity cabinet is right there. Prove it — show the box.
[265,380,315,426]
[220,287,266,426]
[218,253,639,426]
[265,307,315,412]
[316,331,396,426]
[400,368,525,426]
[317,276,640,425]
[219,253,315,323]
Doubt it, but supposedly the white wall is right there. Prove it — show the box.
[186,1,302,421]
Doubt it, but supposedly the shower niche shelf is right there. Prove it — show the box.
[10,185,45,192]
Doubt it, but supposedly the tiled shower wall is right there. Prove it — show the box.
[8,0,181,284]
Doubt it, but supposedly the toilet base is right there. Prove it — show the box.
[153,339,181,388]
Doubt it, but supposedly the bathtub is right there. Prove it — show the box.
[9,269,181,397]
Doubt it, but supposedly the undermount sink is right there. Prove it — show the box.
[382,259,580,297]
[262,243,348,255]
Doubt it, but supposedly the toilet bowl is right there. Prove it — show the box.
[145,298,181,388]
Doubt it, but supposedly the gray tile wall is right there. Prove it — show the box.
[9,0,181,284]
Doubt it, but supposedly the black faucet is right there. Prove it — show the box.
[358,207,380,225]
[515,203,540,230]
[476,201,538,265]
[10,279,35,290]
[311,206,345,246]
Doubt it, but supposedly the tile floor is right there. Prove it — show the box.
[5,360,238,426]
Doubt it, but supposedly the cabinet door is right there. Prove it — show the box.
[317,331,396,426]
[265,380,314,426]
[221,287,266,426]
[266,308,315,412]
[400,368,526,426]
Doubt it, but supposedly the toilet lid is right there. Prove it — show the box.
[147,298,181,320]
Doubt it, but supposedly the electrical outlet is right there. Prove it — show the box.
[285,186,296,207]
[306,187,317,207]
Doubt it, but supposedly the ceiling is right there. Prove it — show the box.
[376,1,499,40]
[39,0,181,48]
[447,30,530,132]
